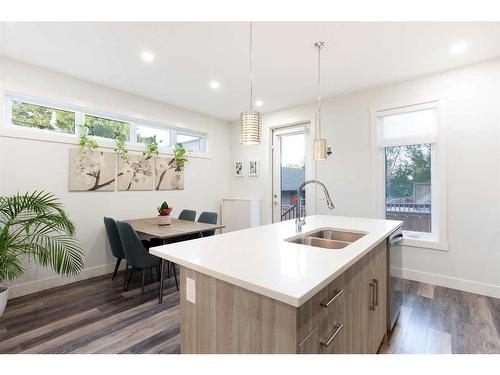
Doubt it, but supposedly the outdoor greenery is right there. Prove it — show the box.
[0,191,85,284]
[12,101,75,134]
[84,115,130,141]
[385,144,431,200]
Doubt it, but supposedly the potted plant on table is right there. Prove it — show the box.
[157,201,173,226]
[0,191,85,317]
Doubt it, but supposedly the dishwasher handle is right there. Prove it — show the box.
[389,231,404,246]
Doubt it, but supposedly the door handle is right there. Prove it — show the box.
[373,279,379,307]
[369,281,376,311]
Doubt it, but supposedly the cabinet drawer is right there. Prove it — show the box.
[297,272,346,342]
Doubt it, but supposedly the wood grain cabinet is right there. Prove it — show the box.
[347,241,387,353]
[180,240,388,354]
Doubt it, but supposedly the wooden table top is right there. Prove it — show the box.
[126,217,225,240]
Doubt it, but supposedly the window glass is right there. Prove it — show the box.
[177,133,202,151]
[11,100,75,134]
[385,144,431,233]
[84,115,129,141]
[136,124,170,147]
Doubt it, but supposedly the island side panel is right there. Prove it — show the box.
[180,267,297,353]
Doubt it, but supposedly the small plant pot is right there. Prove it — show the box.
[158,215,171,226]
[0,287,8,317]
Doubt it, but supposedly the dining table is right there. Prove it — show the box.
[126,216,225,303]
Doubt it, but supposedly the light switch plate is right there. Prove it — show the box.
[186,277,196,304]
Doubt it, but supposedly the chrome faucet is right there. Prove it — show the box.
[295,179,335,232]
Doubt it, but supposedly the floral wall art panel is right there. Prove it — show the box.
[117,154,154,191]
[69,149,117,191]
[155,157,184,191]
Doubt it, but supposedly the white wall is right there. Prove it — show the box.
[0,57,232,298]
[231,59,500,298]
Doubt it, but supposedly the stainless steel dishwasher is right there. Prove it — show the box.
[387,228,404,335]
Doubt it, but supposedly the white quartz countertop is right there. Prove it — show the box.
[150,215,402,307]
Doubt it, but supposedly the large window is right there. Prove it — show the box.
[377,103,438,237]
[11,100,75,134]
[5,92,207,154]
[385,144,432,232]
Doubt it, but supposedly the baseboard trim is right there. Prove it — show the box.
[5,262,124,299]
[400,267,500,299]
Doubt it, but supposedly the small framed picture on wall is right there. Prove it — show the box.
[248,160,259,176]
[235,162,244,176]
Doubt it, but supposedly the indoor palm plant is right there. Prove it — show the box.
[0,191,85,317]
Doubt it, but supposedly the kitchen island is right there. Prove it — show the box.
[150,215,402,354]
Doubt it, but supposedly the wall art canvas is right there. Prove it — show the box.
[117,154,154,191]
[155,157,184,190]
[69,149,117,191]
[248,160,259,176]
[235,162,244,176]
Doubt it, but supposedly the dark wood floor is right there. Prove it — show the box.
[1,273,500,354]
[0,270,181,354]
[380,279,500,354]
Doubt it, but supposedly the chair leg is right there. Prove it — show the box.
[112,258,122,281]
[123,262,129,291]
[126,267,134,291]
[141,268,146,304]
[172,263,179,291]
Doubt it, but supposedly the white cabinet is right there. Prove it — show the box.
[221,198,261,233]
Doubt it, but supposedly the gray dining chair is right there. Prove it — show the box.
[178,209,197,221]
[197,211,218,237]
[116,221,165,303]
[103,217,125,281]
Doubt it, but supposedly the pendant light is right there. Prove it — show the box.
[313,41,328,160]
[240,22,262,145]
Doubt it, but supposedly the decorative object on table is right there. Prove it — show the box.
[240,22,262,145]
[117,154,154,191]
[157,201,173,225]
[248,160,259,176]
[0,191,84,317]
[312,41,331,160]
[155,146,186,191]
[69,149,118,191]
[235,162,244,176]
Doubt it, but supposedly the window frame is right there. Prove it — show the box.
[371,100,448,251]
[3,91,209,158]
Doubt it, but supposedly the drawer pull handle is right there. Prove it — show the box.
[373,279,379,307]
[320,323,344,347]
[320,289,343,308]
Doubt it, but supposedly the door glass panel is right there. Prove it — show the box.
[280,132,306,221]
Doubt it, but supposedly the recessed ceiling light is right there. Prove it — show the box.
[255,100,264,107]
[141,51,155,62]
[450,42,468,55]
[209,81,221,90]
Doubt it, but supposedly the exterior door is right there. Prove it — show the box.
[272,125,307,223]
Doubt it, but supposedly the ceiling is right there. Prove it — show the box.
[1,22,499,121]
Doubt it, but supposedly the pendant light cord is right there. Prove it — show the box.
[249,22,254,112]
[316,42,322,139]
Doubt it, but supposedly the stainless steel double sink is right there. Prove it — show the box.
[286,229,366,249]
